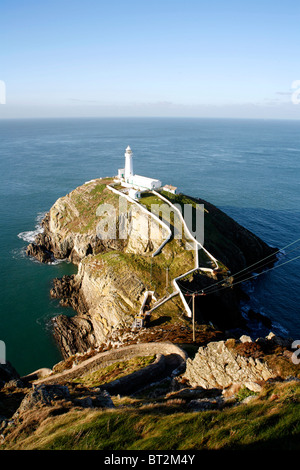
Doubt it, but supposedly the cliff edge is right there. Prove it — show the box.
[26,178,277,358]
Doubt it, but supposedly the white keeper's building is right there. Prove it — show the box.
[117,146,162,191]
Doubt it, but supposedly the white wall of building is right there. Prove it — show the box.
[117,146,162,190]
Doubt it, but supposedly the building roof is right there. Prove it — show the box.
[163,184,177,190]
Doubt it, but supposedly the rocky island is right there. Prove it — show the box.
[26,176,277,358]
[1,171,299,451]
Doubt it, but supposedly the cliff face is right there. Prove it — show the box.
[26,178,277,358]
[25,178,173,357]
[50,256,146,358]
[27,178,169,264]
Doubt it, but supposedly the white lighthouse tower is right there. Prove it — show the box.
[117,145,162,192]
[124,145,133,183]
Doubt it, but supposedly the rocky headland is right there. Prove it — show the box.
[1,181,299,450]
[26,177,278,358]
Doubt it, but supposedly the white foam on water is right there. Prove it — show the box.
[49,258,65,266]
[17,212,46,243]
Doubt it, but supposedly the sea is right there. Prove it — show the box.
[0,117,299,376]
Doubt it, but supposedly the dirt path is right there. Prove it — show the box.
[30,342,187,394]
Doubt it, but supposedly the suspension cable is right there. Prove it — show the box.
[184,237,300,296]
[202,252,300,296]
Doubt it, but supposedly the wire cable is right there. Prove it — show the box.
[189,237,300,296]
[202,241,300,295]
[203,252,300,296]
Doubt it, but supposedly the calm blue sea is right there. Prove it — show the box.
[0,117,299,376]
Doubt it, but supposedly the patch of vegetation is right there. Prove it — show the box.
[226,339,265,359]
[73,355,156,387]
[57,178,126,235]
[86,236,195,299]
[2,380,300,450]
[236,386,257,402]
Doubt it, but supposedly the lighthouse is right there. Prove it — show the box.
[124,145,133,183]
[117,145,162,190]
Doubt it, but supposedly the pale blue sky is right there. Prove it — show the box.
[1,0,300,118]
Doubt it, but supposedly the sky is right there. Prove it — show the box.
[1,0,300,119]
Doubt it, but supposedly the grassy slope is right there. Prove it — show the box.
[56,178,121,234]
[72,355,156,387]
[2,380,300,450]
[83,240,195,300]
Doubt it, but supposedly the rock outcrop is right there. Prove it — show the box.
[0,363,21,388]
[184,336,279,392]
[26,179,170,265]
[50,255,147,358]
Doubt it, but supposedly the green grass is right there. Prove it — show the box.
[236,386,257,402]
[55,178,127,235]
[73,355,156,387]
[3,381,300,450]
[84,235,195,298]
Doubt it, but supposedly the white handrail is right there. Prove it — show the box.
[152,190,219,269]
[107,184,172,257]
[107,183,220,319]
[152,190,220,318]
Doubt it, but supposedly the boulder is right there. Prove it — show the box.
[15,384,70,415]
[184,340,276,392]
[240,335,253,343]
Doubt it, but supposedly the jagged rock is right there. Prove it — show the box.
[240,335,253,343]
[50,256,146,357]
[50,275,89,315]
[166,387,221,401]
[52,314,97,359]
[15,384,70,415]
[184,339,276,392]
[266,332,292,349]
[26,242,53,263]
[73,389,115,409]
[93,389,115,408]
[73,397,94,408]
[0,362,20,388]
[241,395,257,404]
[3,379,24,389]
